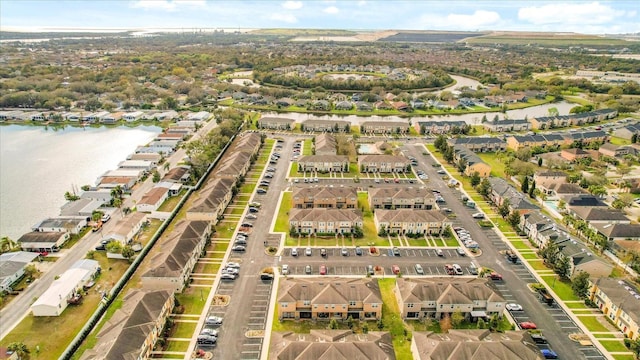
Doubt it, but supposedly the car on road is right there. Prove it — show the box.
[540,349,558,359]
[472,212,485,219]
[305,247,313,256]
[392,247,401,256]
[392,265,401,275]
[245,214,257,220]
[305,265,312,274]
[290,248,298,256]
[506,303,523,311]
[437,169,446,174]
[197,335,217,345]
[456,247,466,256]
[231,245,246,252]
[519,321,537,330]
[341,248,349,256]
[355,246,363,256]
[436,249,444,257]
[205,316,223,325]
[281,264,289,275]
[226,262,241,269]
[320,264,327,275]
[489,272,503,280]
[414,264,424,275]
[101,213,111,222]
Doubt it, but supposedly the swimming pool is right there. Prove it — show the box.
[358,144,379,154]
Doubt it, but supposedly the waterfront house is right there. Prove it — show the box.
[123,111,144,122]
[80,289,174,360]
[31,217,87,235]
[31,259,100,316]
[97,176,137,191]
[101,212,148,245]
[141,220,211,292]
[269,330,395,360]
[137,187,170,213]
[360,121,410,134]
[289,208,362,234]
[483,118,531,132]
[162,166,190,183]
[394,277,505,320]
[368,187,435,210]
[0,252,40,292]
[60,198,104,217]
[374,209,451,235]
[589,277,640,340]
[412,330,544,360]
[257,117,295,130]
[297,155,349,173]
[117,160,155,172]
[186,111,210,121]
[278,277,382,321]
[447,137,506,152]
[358,155,410,173]
[301,119,350,133]
[292,186,357,209]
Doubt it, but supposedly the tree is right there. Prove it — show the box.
[346,315,355,329]
[488,314,500,332]
[498,200,511,218]
[521,176,529,193]
[631,133,638,144]
[329,318,339,329]
[470,171,481,187]
[571,271,591,299]
[440,313,452,333]
[507,211,521,228]
[477,318,486,329]
[152,170,161,183]
[122,245,135,262]
[0,236,19,254]
[362,322,369,334]
[555,256,572,279]
[7,342,30,360]
[528,180,536,198]
[477,178,491,197]
[538,157,543,167]
[451,309,464,328]
[64,191,80,201]
[612,193,635,209]
[377,319,384,330]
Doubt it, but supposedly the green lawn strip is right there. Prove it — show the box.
[407,237,428,247]
[275,192,292,232]
[540,275,581,301]
[477,153,507,178]
[520,253,540,260]
[378,279,412,360]
[171,321,198,338]
[609,136,631,146]
[443,237,459,247]
[240,183,257,194]
[572,310,598,315]
[157,191,187,211]
[593,333,620,338]
[70,298,124,359]
[193,262,221,274]
[576,316,611,332]
[527,260,551,271]
[509,241,532,250]
[612,355,636,360]
[176,287,211,315]
[564,301,588,309]
[303,140,313,155]
[599,340,630,353]
[289,162,299,178]
[165,339,190,352]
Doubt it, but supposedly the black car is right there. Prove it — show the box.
[529,333,548,344]
[260,273,274,280]
[392,247,401,256]
[197,335,217,345]
[355,246,363,256]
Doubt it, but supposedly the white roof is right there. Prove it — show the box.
[31,267,94,309]
[72,259,100,272]
[0,251,39,264]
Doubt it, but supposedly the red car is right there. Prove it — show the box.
[394,178,400,183]
[489,272,503,280]
[320,264,327,275]
[392,265,401,275]
[519,321,537,330]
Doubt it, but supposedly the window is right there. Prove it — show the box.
[303,300,311,306]
[349,301,357,306]
[407,304,414,308]
[371,304,379,308]
[281,303,288,307]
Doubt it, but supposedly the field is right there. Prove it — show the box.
[382,31,485,43]
[466,32,630,46]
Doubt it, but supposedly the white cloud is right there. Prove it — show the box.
[323,6,339,14]
[357,0,366,6]
[130,0,205,11]
[419,10,501,30]
[518,2,627,26]
[269,13,298,23]
[282,1,302,10]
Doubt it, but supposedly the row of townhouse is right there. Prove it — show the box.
[0,110,183,123]
[506,130,608,150]
[297,155,349,173]
[529,109,618,130]
[451,145,492,177]
[300,119,351,133]
[358,155,411,173]
[314,133,337,155]
[292,186,357,209]
[482,118,531,132]
[76,132,263,358]
[289,208,363,234]
[487,178,539,214]
[374,209,451,235]
[589,277,640,340]
[360,121,410,134]
[186,177,235,221]
[414,120,468,135]
[368,187,436,210]
[257,116,295,130]
[447,137,506,153]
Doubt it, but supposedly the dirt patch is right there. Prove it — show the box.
[212,295,230,306]
[246,330,265,338]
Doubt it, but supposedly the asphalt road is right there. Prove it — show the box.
[402,143,602,360]
[0,119,219,341]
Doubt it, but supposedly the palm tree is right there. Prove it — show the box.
[7,342,30,359]
[0,236,19,254]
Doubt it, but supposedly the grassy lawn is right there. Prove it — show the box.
[564,301,588,309]
[407,237,428,247]
[577,316,611,332]
[70,298,124,360]
[593,333,619,338]
[609,136,631,146]
[165,339,189,352]
[172,321,197,338]
[541,276,581,301]
[303,140,312,155]
[176,287,211,315]
[509,241,532,250]
[599,340,630,353]
[520,253,539,260]
[443,237,460,247]
[613,355,636,360]
[378,279,412,360]
[478,152,507,178]
[157,190,187,212]
[274,192,292,232]
[239,182,256,194]
[527,260,551,271]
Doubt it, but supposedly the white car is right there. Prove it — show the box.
[226,262,241,269]
[245,214,257,220]
[472,213,485,219]
[506,303,523,311]
[205,316,223,325]
[281,264,289,275]
[222,267,239,275]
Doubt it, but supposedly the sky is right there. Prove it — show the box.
[1,0,639,35]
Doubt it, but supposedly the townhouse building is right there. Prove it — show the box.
[360,121,410,134]
[374,209,451,235]
[289,208,363,234]
[358,155,410,173]
[314,133,337,155]
[451,145,492,177]
[297,155,349,173]
[292,186,357,209]
[257,117,295,130]
[590,277,640,340]
[368,187,435,210]
[447,137,506,152]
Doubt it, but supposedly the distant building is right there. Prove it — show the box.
[0,252,39,292]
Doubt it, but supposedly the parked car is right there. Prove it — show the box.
[305,247,313,256]
[260,272,274,280]
[529,333,547,344]
[444,264,455,275]
[290,248,298,256]
[256,188,267,194]
[245,214,257,220]
[436,249,444,257]
[341,248,349,256]
[392,247,401,256]
[305,265,312,274]
[320,264,327,275]
[392,265,401,275]
[489,272,503,280]
[468,263,478,275]
[452,264,464,275]
[355,246,363,256]
[197,335,217,345]
[506,303,523,311]
[456,247,466,256]
[281,264,289,275]
[220,273,236,281]
[540,349,558,359]
[367,265,374,276]
[248,207,259,213]
[519,321,537,330]
[200,328,219,337]
[222,267,239,275]
[205,316,223,326]
[320,248,327,257]
[231,245,246,252]
[226,262,241,269]
[101,213,111,223]
[414,264,424,275]
[472,212,485,219]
